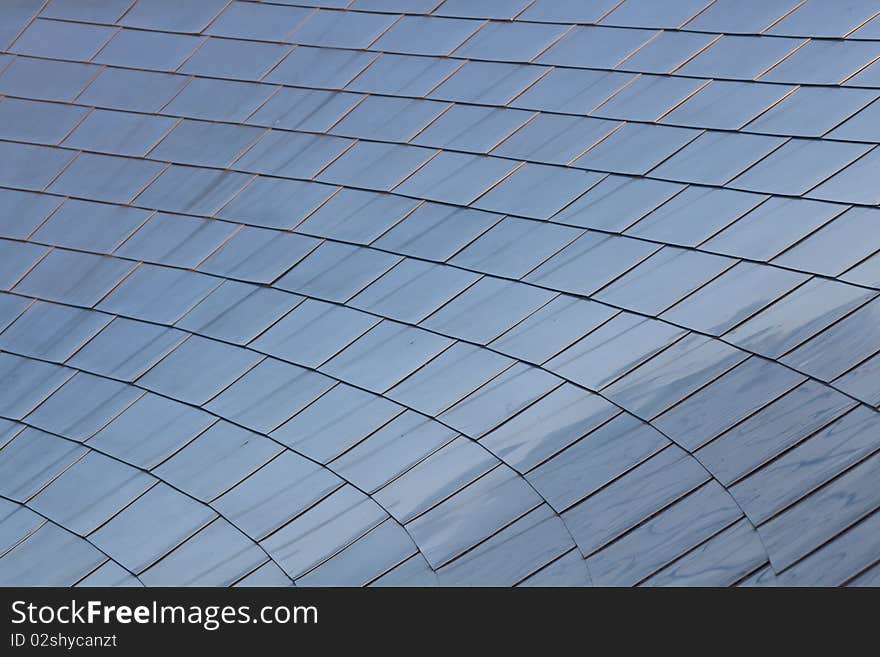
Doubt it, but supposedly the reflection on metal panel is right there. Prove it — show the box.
[1,0,880,587]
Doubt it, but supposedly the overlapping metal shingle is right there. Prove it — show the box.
[1,0,880,587]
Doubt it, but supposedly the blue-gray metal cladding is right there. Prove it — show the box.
[0,0,879,587]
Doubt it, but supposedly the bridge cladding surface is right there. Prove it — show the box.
[1,0,880,587]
